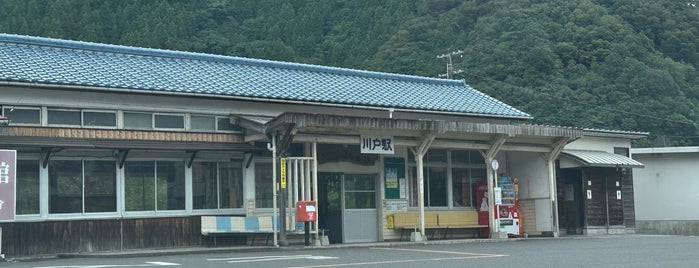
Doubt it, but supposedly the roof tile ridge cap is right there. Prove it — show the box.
[464,82,530,117]
[0,33,464,85]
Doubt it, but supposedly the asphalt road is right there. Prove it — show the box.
[5,235,698,268]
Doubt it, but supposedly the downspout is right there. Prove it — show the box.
[267,136,278,247]
[547,138,569,238]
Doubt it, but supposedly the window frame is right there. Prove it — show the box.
[2,106,41,125]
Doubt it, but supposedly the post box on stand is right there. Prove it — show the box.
[296,200,317,222]
[296,200,316,246]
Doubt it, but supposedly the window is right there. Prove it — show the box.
[191,115,216,131]
[192,161,243,210]
[255,162,274,208]
[3,107,40,124]
[84,161,117,212]
[344,174,376,209]
[16,160,40,215]
[124,161,156,211]
[124,161,185,211]
[451,150,486,207]
[154,114,184,129]
[614,147,630,157]
[124,112,152,129]
[48,109,81,126]
[49,160,116,214]
[410,149,485,208]
[83,111,116,127]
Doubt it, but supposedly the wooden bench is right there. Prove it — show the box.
[201,215,275,246]
[437,211,487,239]
[391,212,439,240]
[389,211,487,240]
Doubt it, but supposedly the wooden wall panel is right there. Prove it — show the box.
[0,217,234,257]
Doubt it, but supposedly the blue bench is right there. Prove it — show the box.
[201,215,276,246]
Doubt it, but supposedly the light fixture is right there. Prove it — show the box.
[0,115,10,126]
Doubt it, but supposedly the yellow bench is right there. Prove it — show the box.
[437,211,487,239]
[389,211,487,240]
[390,212,439,240]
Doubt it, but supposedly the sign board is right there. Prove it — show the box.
[0,150,16,221]
[280,158,287,189]
[384,157,405,199]
[494,187,502,205]
[360,135,394,154]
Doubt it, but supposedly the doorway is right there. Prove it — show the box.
[559,168,584,235]
[318,172,378,243]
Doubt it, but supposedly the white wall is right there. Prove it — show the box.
[502,151,552,232]
[566,136,631,153]
[633,153,699,221]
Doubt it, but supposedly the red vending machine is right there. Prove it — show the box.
[497,176,521,237]
[476,177,522,238]
[476,179,490,237]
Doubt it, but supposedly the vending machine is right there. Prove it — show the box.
[497,176,521,237]
[476,177,522,238]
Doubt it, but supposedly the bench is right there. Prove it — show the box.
[391,212,439,240]
[201,215,276,246]
[389,211,487,240]
[437,211,487,239]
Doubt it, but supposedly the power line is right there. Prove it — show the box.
[436,50,464,79]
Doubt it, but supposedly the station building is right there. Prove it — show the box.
[0,34,642,256]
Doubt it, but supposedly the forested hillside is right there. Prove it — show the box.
[1,0,697,147]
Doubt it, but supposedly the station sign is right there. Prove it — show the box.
[360,135,394,154]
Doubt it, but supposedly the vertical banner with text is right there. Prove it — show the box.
[0,150,16,221]
[384,157,405,199]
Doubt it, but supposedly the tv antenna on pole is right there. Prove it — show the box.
[437,50,464,79]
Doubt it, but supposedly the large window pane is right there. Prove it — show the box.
[191,115,216,131]
[3,107,40,124]
[84,161,116,212]
[220,162,243,209]
[255,162,273,208]
[124,112,152,129]
[452,168,470,207]
[16,160,39,215]
[156,161,185,210]
[154,114,184,129]
[49,160,82,213]
[124,161,155,211]
[344,174,376,209]
[428,167,447,207]
[48,109,81,125]
[193,162,217,209]
[83,111,116,127]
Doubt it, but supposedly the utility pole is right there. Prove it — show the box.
[437,50,464,79]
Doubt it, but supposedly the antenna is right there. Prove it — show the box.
[436,50,464,79]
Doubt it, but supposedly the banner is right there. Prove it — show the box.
[0,150,16,221]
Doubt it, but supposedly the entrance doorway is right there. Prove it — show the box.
[559,169,584,235]
[318,172,378,243]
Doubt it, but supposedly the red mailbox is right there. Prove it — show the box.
[296,200,317,222]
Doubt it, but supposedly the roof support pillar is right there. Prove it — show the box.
[546,138,569,238]
[479,135,507,238]
[409,132,436,240]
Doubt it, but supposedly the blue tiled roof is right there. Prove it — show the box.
[0,34,530,119]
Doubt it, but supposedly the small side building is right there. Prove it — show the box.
[631,147,699,236]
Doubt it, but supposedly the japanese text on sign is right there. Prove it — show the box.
[280,157,287,189]
[0,150,16,221]
[360,135,394,154]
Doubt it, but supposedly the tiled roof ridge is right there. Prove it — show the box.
[0,33,461,86]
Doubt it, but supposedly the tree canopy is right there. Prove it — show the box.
[1,0,697,147]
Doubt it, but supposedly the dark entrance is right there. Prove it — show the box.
[318,172,343,244]
[559,168,584,234]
